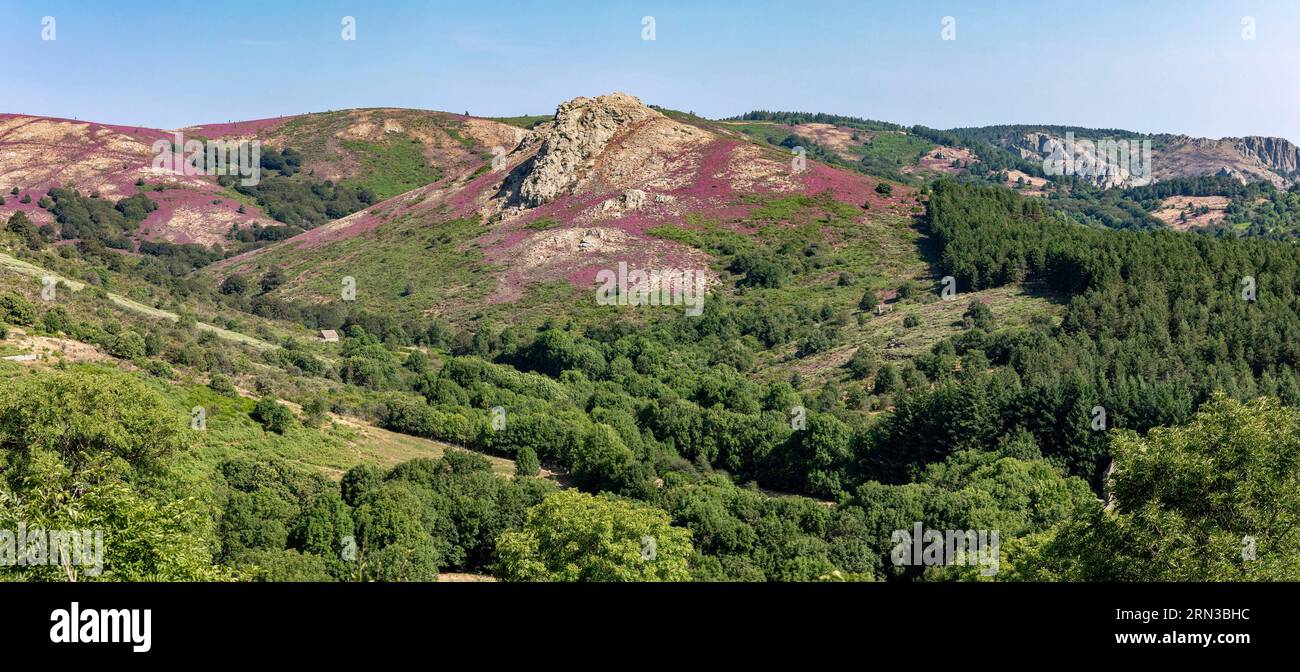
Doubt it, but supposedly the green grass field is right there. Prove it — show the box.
[339,136,442,201]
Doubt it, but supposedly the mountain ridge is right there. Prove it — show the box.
[207,92,916,320]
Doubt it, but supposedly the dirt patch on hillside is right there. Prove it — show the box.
[727,143,799,192]
[514,227,636,269]
[461,118,528,153]
[3,330,113,365]
[788,123,863,158]
[151,205,237,246]
[904,145,975,175]
[1004,169,1048,187]
[484,221,717,305]
[1003,169,1050,195]
[1152,195,1229,230]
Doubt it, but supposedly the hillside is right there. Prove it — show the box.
[5,92,1300,586]
[0,109,522,253]
[714,114,1300,203]
[946,124,1300,189]
[199,94,1061,394]
[721,112,965,182]
[7,102,1299,264]
[211,94,924,324]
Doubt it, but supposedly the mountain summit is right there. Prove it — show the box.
[513,92,710,207]
[212,92,912,316]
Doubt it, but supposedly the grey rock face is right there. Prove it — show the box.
[518,93,661,207]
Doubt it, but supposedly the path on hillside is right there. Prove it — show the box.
[0,250,275,350]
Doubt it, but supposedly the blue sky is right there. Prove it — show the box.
[5,0,1300,140]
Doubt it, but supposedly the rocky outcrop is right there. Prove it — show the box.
[501,92,713,212]
[518,93,662,207]
[997,128,1300,189]
[599,188,675,213]
[1011,131,1145,188]
[1237,136,1300,176]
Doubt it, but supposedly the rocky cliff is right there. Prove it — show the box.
[513,92,711,208]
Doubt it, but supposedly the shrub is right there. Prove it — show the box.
[41,306,71,334]
[525,217,559,230]
[495,490,693,582]
[515,446,540,477]
[963,300,993,330]
[107,331,147,360]
[858,289,879,312]
[0,292,38,326]
[253,396,295,434]
[220,274,250,296]
[208,373,238,397]
[847,347,879,379]
[143,359,174,379]
[302,397,328,428]
[796,328,835,357]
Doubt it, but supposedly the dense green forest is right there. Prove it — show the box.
[5,174,1300,582]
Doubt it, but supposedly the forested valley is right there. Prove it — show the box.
[5,175,1299,582]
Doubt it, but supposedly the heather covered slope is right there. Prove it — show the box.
[212,93,922,326]
[195,108,528,201]
[0,113,167,199]
[0,113,282,246]
[0,108,522,250]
